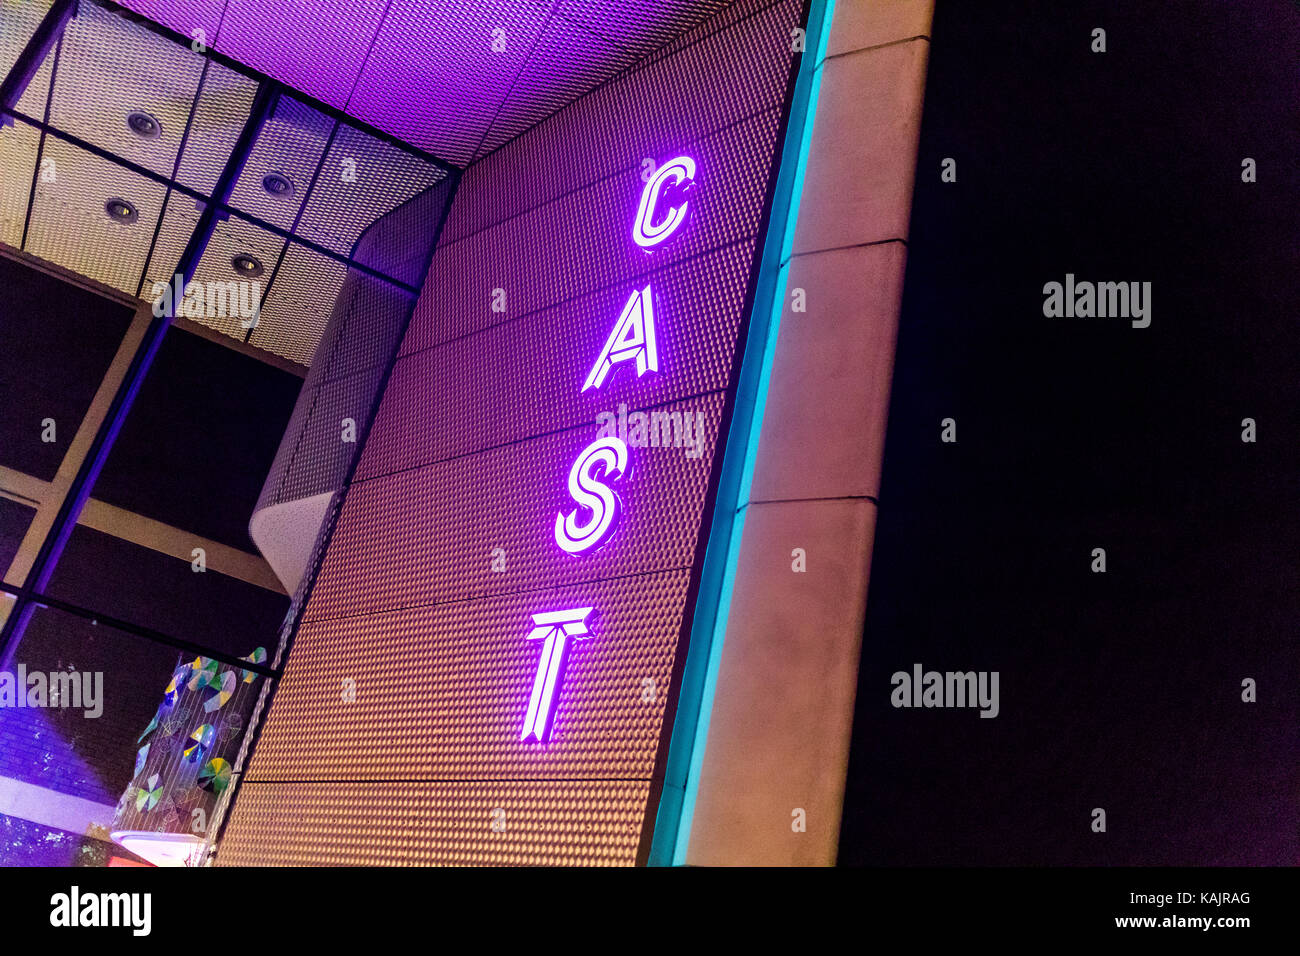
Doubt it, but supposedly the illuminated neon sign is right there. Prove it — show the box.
[632,156,696,249]
[582,284,659,392]
[520,607,595,742]
[554,436,629,555]
[527,157,698,743]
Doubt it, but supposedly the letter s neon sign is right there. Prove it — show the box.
[554,436,630,555]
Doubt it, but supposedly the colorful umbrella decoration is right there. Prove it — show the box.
[240,647,267,684]
[198,758,232,795]
[162,665,189,707]
[137,715,158,745]
[201,670,236,713]
[186,657,217,692]
[136,774,163,812]
[134,743,150,777]
[184,724,216,763]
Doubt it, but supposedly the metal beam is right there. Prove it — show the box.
[0,583,281,679]
[1,108,424,295]
[0,465,286,591]
[0,0,74,112]
[0,83,278,667]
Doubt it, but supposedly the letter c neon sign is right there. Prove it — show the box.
[632,156,696,249]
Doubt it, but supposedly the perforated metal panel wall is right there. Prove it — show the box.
[218,0,802,866]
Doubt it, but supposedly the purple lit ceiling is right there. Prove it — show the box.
[117,0,732,165]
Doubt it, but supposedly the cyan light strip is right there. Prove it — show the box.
[647,0,836,866]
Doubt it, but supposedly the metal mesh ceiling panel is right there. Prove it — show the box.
[351,0,556,165]
[0,117,39,247]
[1,0,447,370]
[225,96,333,231]
[216,0,392,111]
[26,134,169,293]
[0,0,52,80]
[559,0,731,57]
[48,1,205,178]
[2,0,55,116]
[115,0,741,164]
[173,61,259,195]
[473,9,633,157]
[295,122,447,258]
[219,0,803,865]
[250,242,348,365]
[139,189,202,294]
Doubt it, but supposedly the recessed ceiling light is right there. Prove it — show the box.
[261,172,295,199]
[126,110,162,140]
[231,253,264,278]
[104,198,138,224]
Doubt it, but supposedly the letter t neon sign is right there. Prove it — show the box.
[520,607,595,742]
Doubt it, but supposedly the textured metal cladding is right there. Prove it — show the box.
[213,0,391,111]
[217,780,650,866]
[219,0,801,865]
[113,1,738,166]
[347,0,557,166]
[313,273,415,385]
[274,369,373,503]
[472,11,635,159]
[0,118,40,248]
[349,179,456,290]
[249,242,348,366]
[140,193,204,294]
[294,123,448,259]
[557,0,731,58]
[49,3,205,178]
[0,0,53,81]
[245,569,688,782]
[172,213,285,338]
[173,62,260,195]
[2,0,56,118]
[2,3,445,367]
[439,0,796,243]
[115,0,224,45]
[361,240,754,479]
[306,392,723,621]
[225,97,333,232]
[403,108,780,355]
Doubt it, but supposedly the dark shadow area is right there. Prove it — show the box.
[0,256,134,482]
[840,0,1300,865]
[93,327,303,551]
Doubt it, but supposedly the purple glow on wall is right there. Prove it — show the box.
[520,607,595,742]
[213,0,805,865]
[115,1,732,165]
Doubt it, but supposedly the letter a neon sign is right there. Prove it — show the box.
[582,284,659,392]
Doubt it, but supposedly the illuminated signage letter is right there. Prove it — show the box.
[521,607,595,742]
[582,284,659,392]
[554,436,629,554]
[633,155,696,248]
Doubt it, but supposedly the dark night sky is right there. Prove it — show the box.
[839,0,1299,865]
